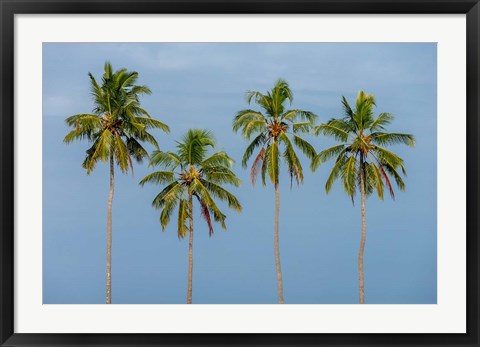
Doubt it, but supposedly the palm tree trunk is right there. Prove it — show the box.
[274,182,284,304]
[106,153,114,304]
[187,193,194,304]
[358,156,367,304]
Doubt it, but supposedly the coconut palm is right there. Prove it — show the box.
[233,79,317,304]
[64,62,169,304]
[312,91,415,304]
[140,129,241,304]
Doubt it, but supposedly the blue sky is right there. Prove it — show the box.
[43,43,437,304]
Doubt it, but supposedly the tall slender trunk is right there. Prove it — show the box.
[106,153,114,304]
[187,193,194,304]
[274,182,284,304]
[358,155,367,304]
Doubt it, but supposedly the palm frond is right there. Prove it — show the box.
[372,146,406,173]
[314,121,350,142]
[293,135,316,159]
[82,129,114,174]
[150,150,182,170]
[292,122,313,134]
[134,116,170,133]
[126,137,149,163]
[370,112,394,131]
[203,167,242,187]
[342,155,357,198]
[152,182,184,209]
[139,171,176,186]
[367,161,385,200]
[201,180,242,212]
[177,199,191,239]
[267,141,280,185]
[242,120,267,139]
[376,162,395,198]
[114,133,133,174]
[312,145,347,171]
[281,109,317,123]
[278,132,303,186]
[371,132,415,147]
[233,109,266,133]
[198,197,214,236]
[241,132,266,167]
[159,198,179,231]
[250,147,266,186]
[381,161,406,191]
[201,151,234,169]
[178,129,215,165]
[190,179,227,229]
[325,151,348,193]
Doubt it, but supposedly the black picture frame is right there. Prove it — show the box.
[1,0,478,346]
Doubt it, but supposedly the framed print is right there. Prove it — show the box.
[1,0,479,346]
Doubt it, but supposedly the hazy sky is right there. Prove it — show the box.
[43,42,436,304]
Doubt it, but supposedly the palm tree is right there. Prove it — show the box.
[312,91,415,304]
[233,79,317,304]
[139,129,242,304]
[64,62,169,304]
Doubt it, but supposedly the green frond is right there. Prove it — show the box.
[293,135,316,160]
[63,128,95,144]
[81,129,114,174]
[190,179,227,229]
[342,155,357,198]
[114,133,132,174]
[152,182,184,209]
[261,148,269,186]
[325,151,348,193]
[267,141,280,185]
[198,198,214,236]
[135,116,170,133]
[203,167,242,187]
[311,145,347,171]
[130,85,152,96]
[278,133,303,185]
[250,147,266,186]
[150,150,182,170]
[178,129,215,165]
[201,180,242,212]
[139,171,176,186]
[360,161,375,198]
[233,109,266,132]
[242,120,267,139]
[367,161,384,200]
[177,199,191,238]
[246,91,268,107]
[159,198,178,231]
[354,91,376,130]
[245,79,293,119]
[241,132,266,167]
[370,112,394,131]
[341,96,354,120]
[292,122,313,134]
[371,132,415,147]
[201,151,234,169]
[314,121,350,142]
[126,137,149,163]
[124,122,160,149]
[64,113,100,127]
[381,161,406,191]
[372,146,405,172]
[281,109,317,123]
